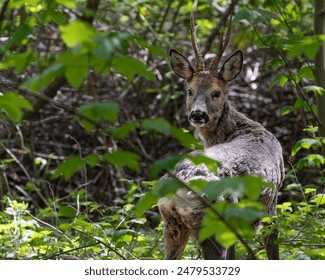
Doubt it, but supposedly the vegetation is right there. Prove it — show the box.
[0,0,324,260]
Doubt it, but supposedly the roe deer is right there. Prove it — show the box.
[158,12,284,260]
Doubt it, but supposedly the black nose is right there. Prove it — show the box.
[189,110,209,124]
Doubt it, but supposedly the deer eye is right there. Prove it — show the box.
[187,89,193,97]
[211,91,221,100]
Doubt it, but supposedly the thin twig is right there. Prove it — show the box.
[26,212,73,242]
[47,242,99,259]
[203,0,239,56]
[0,143,49,206]
[71,227,127,260]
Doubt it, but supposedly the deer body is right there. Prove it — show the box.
[158,12,284,260]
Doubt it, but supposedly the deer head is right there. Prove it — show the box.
[169,11,243,129]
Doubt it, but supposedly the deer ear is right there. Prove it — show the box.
[169,49,194,80]
[219,50,243,81]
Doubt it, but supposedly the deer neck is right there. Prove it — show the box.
[197,101,265,147]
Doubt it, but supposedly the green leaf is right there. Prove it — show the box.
[0,51,35,73]
[24,63,64,91]
[201,175,267,201]
[303,85,324,96]
[303,125,319,134]
[280,105,294,116]
[306,249,325,260]
[185,154,220,173]
[293,97,317,114]
[287,35,325,60]
[276,202,292,213]
[92,32,131,62]
[171,127,203,149]
[135,191,158,217]
[59,51,89,88]
[223,203,266,222]
[109,121,137,140]
[154,178,183,198]
[136,37,169,58]
[59,20,97,48]
[149,155,183,178]
[112,55,155,82]
[142,117,172,135]
[46,8,68,24]
[7,22,33,47]
[0,92,33,122]
[270,72,289,88]
[291,138,322,157]
[312,194,325,206]
[8,0,39,8]
[296,154,325,169]
[200,207,238,248]
[59,205,77,218]
[85,154,100,168]
[104,150,141,173]
[90,32,132,74]
[78,102,119,131]
[298,66,314,80]
[55,0,77,8]
[200,199,260,248]
[53,156,86,180]
[233,9,277,25]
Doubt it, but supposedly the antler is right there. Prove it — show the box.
[209,15,233,73]
[190,10,205,72]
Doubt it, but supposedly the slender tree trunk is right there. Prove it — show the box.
[314,1,325,151]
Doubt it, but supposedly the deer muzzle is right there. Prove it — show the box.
[189,110,210,126]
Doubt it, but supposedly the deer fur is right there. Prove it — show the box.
[158,12,284,260]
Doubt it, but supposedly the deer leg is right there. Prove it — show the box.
[264,229,279,260]
[162,215,190,260]
[201,237,227,260]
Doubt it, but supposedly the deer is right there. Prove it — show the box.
[158,12,284,260]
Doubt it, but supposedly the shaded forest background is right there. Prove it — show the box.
[0,0,324,259]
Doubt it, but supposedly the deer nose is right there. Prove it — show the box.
[189,110,209,124]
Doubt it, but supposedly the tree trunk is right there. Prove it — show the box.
[314,1,325,150]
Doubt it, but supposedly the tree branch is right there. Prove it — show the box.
[203,0,239,56]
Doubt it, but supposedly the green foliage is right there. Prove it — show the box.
[104,151,141,173]
[112,55,155,82]
[0,92,33,122]
[275,189,325,260]
[77,102,120,131]
[234,9,278,25]
[200,176,268,201]
[53,156,86,180]
[59,20,97,48]
[142,118,203,149]
[292,138,325,157]
[0,0,324,261]
[199,176,268,248]
[0,193,162,260]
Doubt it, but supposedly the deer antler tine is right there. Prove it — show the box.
[190,10,205,72]
[209,14,233,73]
[210,30,224,73]
[224,14,233,49]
